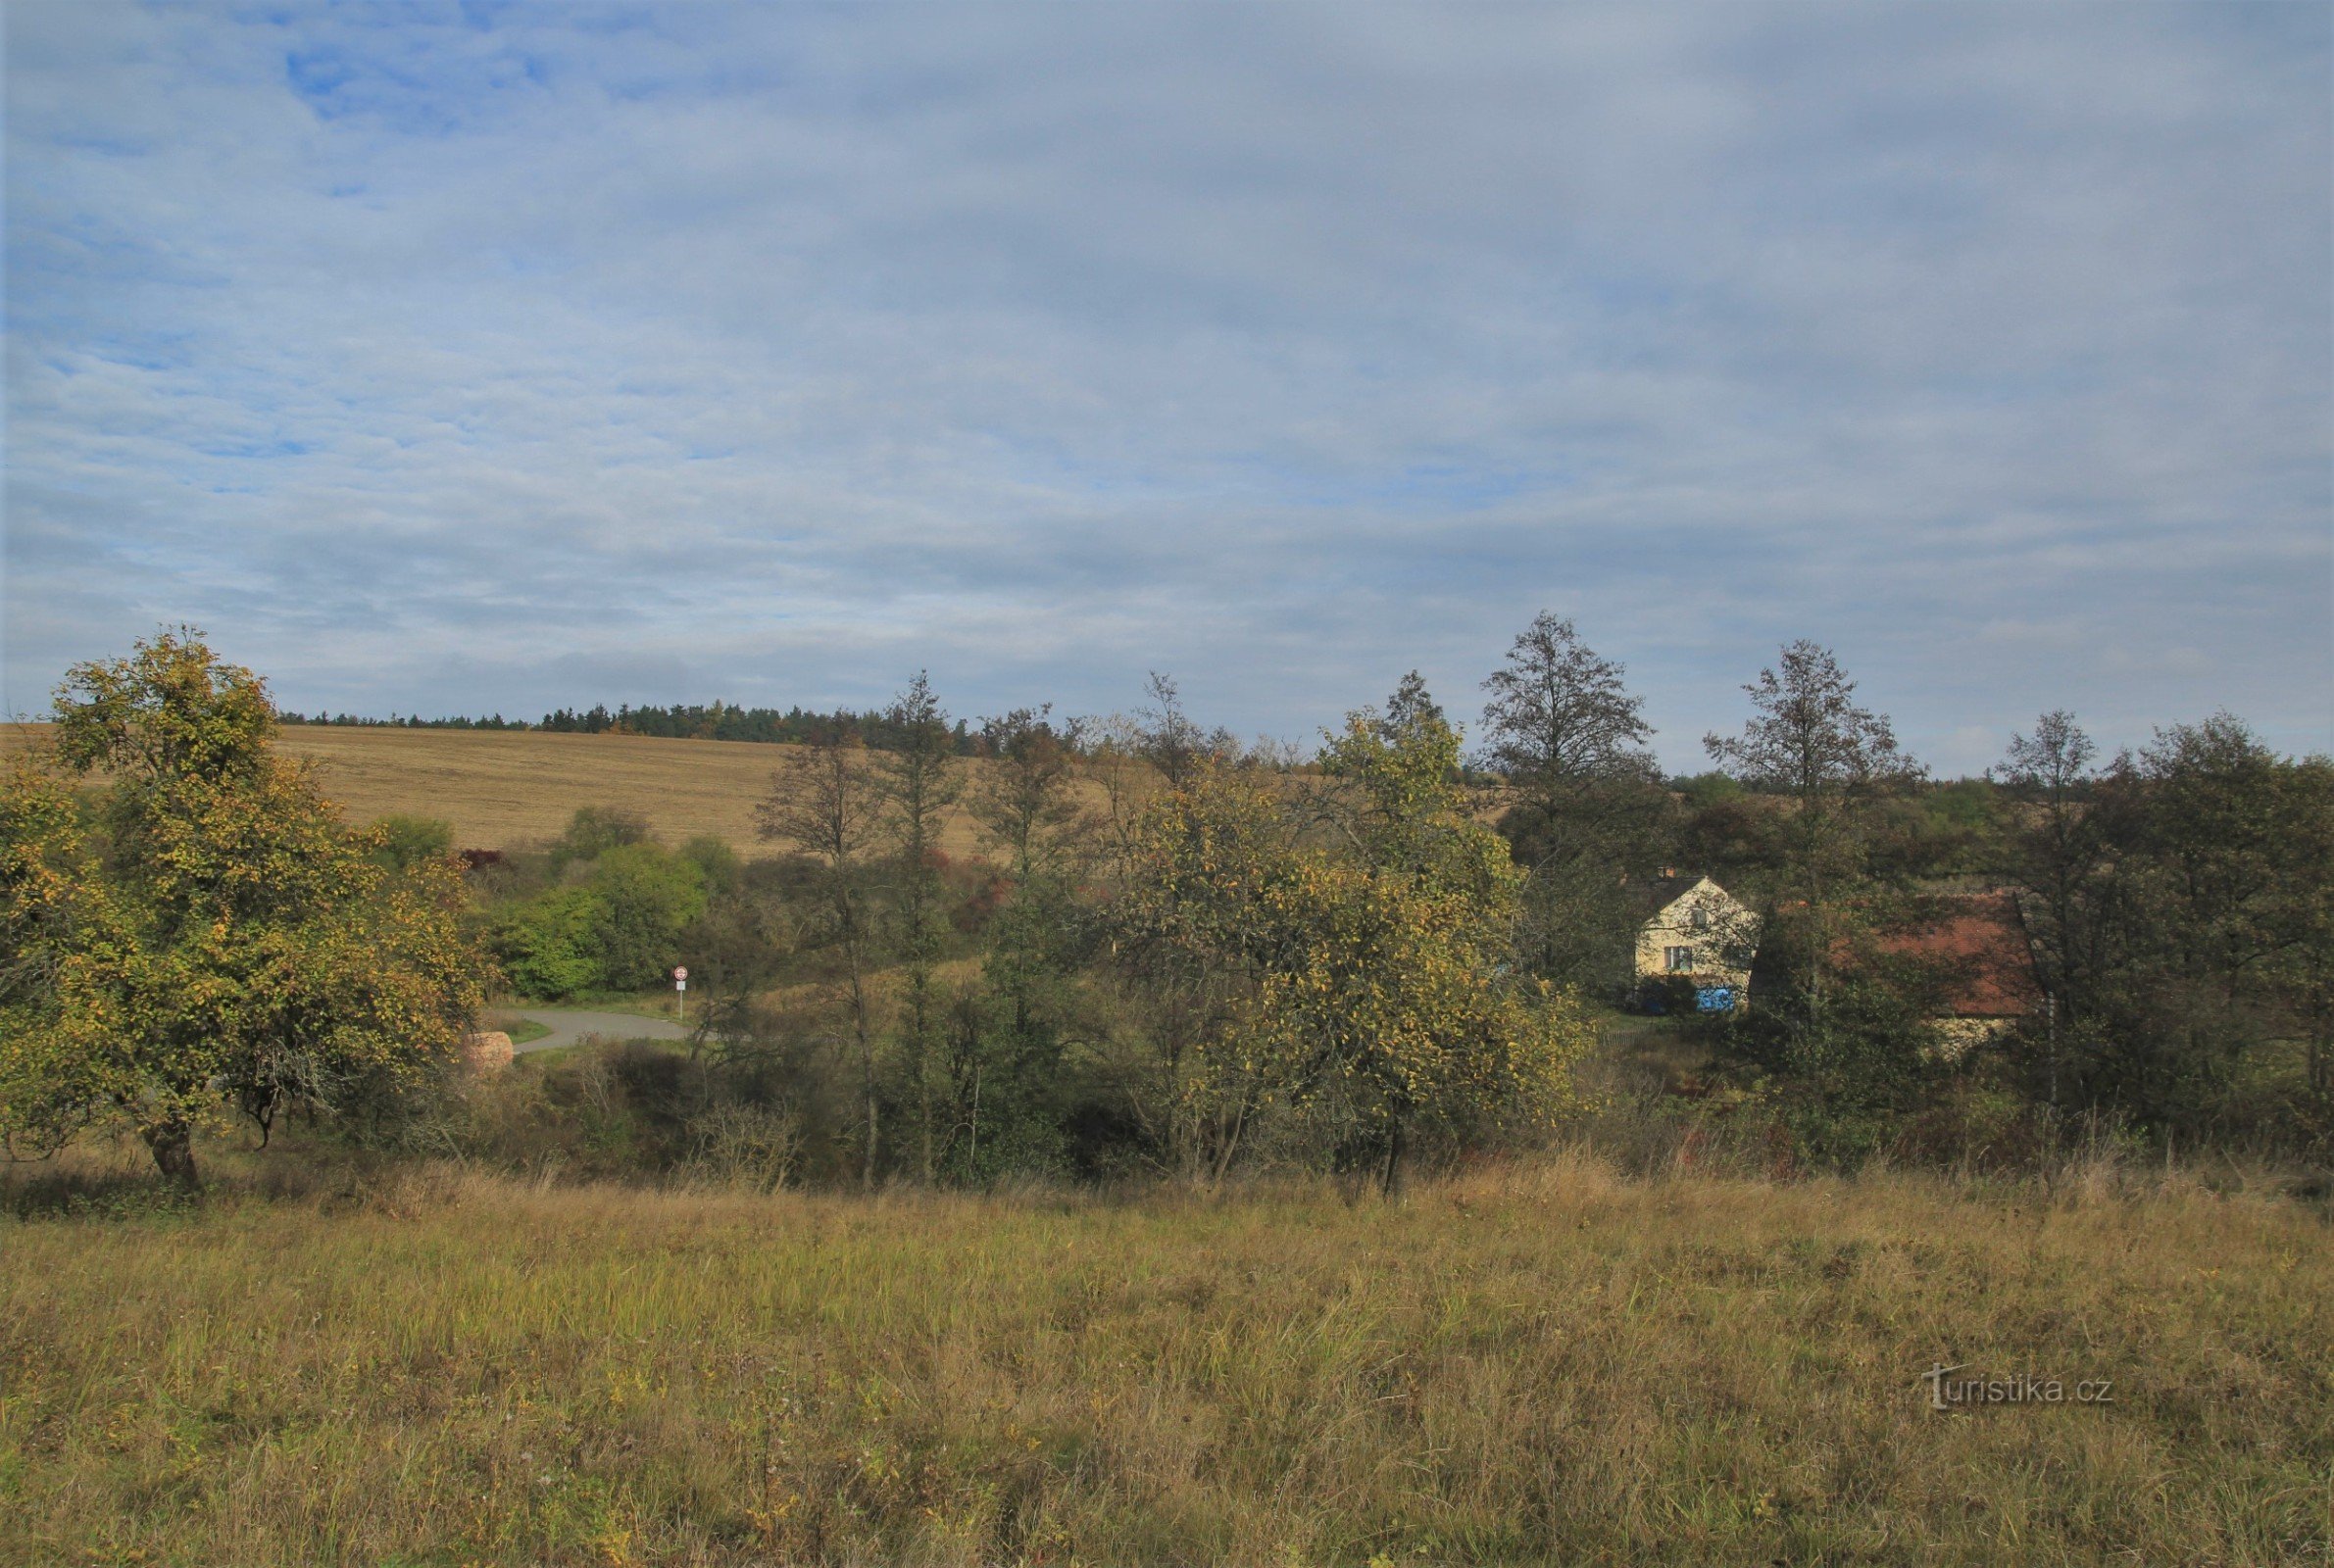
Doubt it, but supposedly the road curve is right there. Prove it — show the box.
[493,1007,693,1055]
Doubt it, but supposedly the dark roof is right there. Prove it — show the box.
[1625,874,1710,921]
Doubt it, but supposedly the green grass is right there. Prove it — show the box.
[493,991,692,1024]
[2,1154,2327,1566]
[481,1013,553,1048]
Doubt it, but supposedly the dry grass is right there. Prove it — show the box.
[0,724,1103,857]
[3,1153,2327,1566]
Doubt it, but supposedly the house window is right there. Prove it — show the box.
[1690,907,1710,931]
[1665,946,1696,972]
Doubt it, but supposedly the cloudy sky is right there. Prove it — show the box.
[6,3,2328,772]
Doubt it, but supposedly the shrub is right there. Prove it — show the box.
[679,1102,801,1192]
[372,813,455,871]
[590,843,708,989]
[495,885,609,1000]
[548,805,650,870]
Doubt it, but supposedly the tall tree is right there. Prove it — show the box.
[934,707,1092,1185]
[757,728,883,1188]
[972,707,1083,881]
[1996,711,2103,1102]
[1477,613,1663,991]
[873,672,960,1183]
[1705,641,1919,1019]
[2086,717,2326,1124]
[2277,758,2334,1107]
[1135,672,1208,790]
[1994,710,2334,1140]
[1479,613,1656,802]
[1121,678,1592,1193]
[1380,670,1447,744]
[0,631,483,1184]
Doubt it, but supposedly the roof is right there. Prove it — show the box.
[1625,873,1720,922]
[1746,890,2043,1018]
[1867,892,2042,1018]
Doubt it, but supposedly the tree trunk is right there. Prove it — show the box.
[142,1117,199,1188]
[1208,1093,1252,1188]
[849,956,876,1191]
[832,883,878,1192]
[912,967,934,1185]
[1378,1116,1407,1199]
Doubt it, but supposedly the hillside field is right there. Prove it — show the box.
[2,1153,2326,1566]
[0,723,1074,858]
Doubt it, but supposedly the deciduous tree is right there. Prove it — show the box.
[1996,711,2104,1102]
[758,727,883,1187]
[1121,680,1592,1192]
[1706,641,1920,1018]
[1477,615,1665,992]
[972,707,1084,881]
[0,631,483,1184]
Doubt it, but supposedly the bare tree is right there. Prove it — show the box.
[1080,675,1216,869]
[1997,711,2101,1097]
[1136,672,1208,790]
[1075,711,1157,876]
[1479,613,1657,808]
[757,728,883,1188]
[1704,640,1914,808]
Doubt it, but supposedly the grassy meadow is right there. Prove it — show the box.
[4,1152,2328,1567]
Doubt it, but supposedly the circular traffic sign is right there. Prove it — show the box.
[673,966,688,980]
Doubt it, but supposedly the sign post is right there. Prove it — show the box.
[673,965,688,1026]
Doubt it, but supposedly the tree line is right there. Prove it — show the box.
[281,700,984,753]
[5,624,2328,1190]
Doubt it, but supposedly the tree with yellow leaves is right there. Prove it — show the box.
[1119,677,1592,1191]
[0,631,485,1185]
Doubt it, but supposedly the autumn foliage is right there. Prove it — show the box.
[1117,689,1592,1189]
[0,631,484,1183]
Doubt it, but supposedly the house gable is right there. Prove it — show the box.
[1631,875,1759,995]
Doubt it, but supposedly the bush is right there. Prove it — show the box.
[678,1102,801,1192]
[495,885,609,1000]
[488,842,708,998]
[590,843,708,989]
[548,805,650,870]
[372,813,455,871]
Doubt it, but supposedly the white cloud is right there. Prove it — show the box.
[4,2,2327,771]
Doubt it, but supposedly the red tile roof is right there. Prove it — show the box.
[1870,892,2042,1018]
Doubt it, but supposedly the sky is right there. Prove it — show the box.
[5,2,2329,775]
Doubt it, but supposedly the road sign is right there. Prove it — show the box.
[673,966,688,980]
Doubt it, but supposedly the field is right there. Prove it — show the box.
[3,1154,2327,1566]
[0,724,1085,858]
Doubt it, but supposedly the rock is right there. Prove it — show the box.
[462,1030,515,1073]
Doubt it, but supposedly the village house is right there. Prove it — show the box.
[1876,890,2045,1056]
[1745,889,2046,1056]
[1629,872,1760,1012]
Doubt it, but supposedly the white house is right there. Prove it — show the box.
[1629,872,1759,1011]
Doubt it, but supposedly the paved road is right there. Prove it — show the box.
[493,1007,693,1055]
